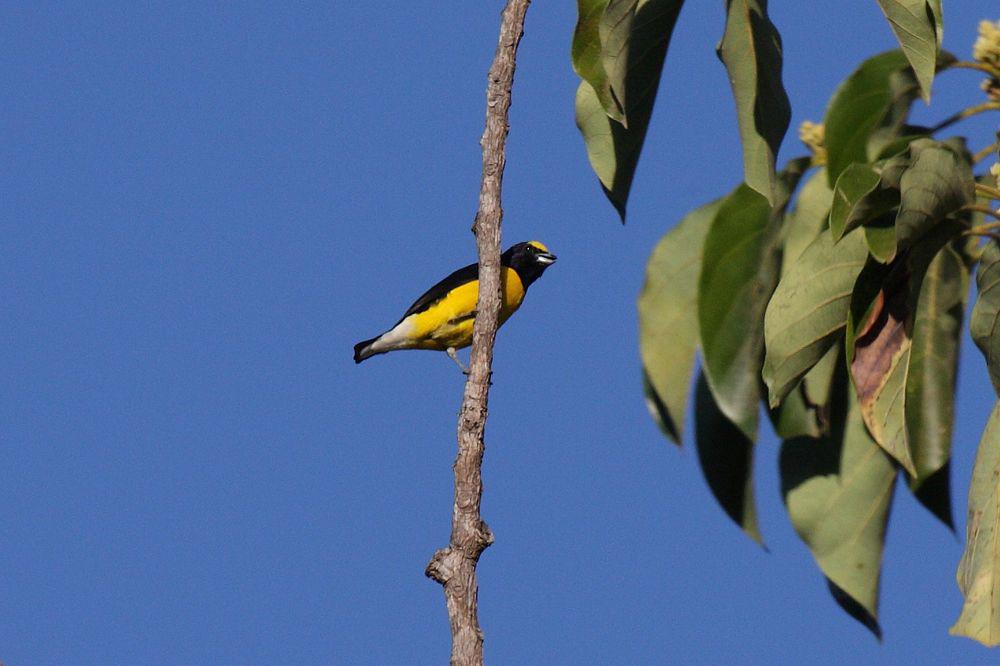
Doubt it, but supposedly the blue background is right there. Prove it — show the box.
[3,2,999,663]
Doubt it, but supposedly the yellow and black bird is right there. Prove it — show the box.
[353,241,556,369]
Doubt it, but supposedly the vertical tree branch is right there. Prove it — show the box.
[424,1,530,664]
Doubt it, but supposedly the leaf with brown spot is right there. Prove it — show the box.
[847,222,962,475]
[850,259,917,476]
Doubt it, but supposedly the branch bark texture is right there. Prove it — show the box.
[424,1,530,664]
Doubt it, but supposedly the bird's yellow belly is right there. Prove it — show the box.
[408,268,525,350]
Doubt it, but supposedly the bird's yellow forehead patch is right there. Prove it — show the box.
[528,240,550,253]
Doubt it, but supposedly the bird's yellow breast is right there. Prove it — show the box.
[406,267,526,350]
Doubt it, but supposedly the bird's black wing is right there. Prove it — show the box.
[398,261,479,321]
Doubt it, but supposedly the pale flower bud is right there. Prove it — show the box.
[983,77,1000,102]
[798,121,826,166]
[973,20,1000,68]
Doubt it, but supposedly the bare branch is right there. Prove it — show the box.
[425,1,531,664]
[929,101,1000,134]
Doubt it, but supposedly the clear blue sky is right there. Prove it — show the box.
[3,2,998,663]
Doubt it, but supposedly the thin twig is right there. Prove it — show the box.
[930,102,1000,134]
[945,60,1000,77]
[964,231,1000,242]
[973,142,999,165]
[962,206,1000,224]
[424,2,530,665]
[977,183,1000,200]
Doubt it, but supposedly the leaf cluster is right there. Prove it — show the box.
[577,0,1000,644]
[573,1,946,221]
[627,32,995,650]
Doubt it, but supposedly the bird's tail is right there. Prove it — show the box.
[353,335,381,364]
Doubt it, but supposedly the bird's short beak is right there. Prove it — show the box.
[536,252,557,265]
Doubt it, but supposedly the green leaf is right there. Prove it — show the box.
[764,229,868,407]
[892,139,975,260]
[643,370,677,440]
[910,462,952,532]
[698,186,776,440]
[829,164,898,241]
[971,241,1000,396]
[869,129,929,162]
[951,402,1000,646]
[863,62,942,161]
[700,160,807,438]
[802,345,840,420]
[776,166,842,426]
[781,379,895,638]
[839,139,972,265]
[875,0,941,102]
[573,0,686,220]
[863,213,898,263]
[829,149,920,253]
[769,382,822,440]
[781,167,834,274]
[600,0,636,124]
[824,50,956,188]
[572,0,617,118]
[575,83,633,219]
[906,245,967,527]
[639,199,721,443]
[695,372,762,544]
[824,50,912,187]
[875,150,913,189]
[928,0,943,45]
[717,0,791,206]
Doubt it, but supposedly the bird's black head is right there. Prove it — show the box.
[502,241,557,287]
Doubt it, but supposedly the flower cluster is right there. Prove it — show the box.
[798,121,826,166]
[974,20,1000,68]
[974,19,1000,100]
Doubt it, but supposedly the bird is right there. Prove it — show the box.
[353,241,557,370]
